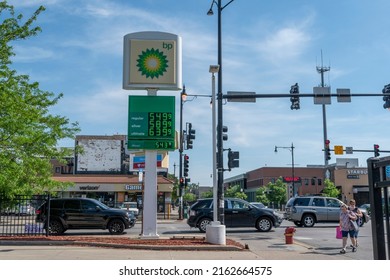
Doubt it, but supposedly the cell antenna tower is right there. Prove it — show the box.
[316,50,331,166]
[316,50,331,87]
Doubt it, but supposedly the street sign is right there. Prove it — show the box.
[334,145,344,155]
[313,86,331,104]
[128,96,175,150]
[337,88,351,103]
[386,166,390,179]
[346,147,353,154]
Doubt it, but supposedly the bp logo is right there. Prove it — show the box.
[136,48,168,79]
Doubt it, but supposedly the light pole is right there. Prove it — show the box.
[275,143,296,197]
[209,65,220,223]
[178,86,187,220]
[208,0,235,225]
[206,64,225,245]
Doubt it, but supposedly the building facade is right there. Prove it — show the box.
[225,162,369,205]
[51,135,174,212]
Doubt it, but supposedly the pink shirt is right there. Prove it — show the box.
[340,210,356,231]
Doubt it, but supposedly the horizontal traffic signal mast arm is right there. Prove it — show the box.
[223,93,390,99]
[323,148,390,153]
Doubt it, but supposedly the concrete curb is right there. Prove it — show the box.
[0,239,244,251]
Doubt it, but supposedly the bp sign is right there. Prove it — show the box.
[128,96,175,150]
[123,31,182,90]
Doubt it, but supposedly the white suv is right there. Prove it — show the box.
[284,196,343,227]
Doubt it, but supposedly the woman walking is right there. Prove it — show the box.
[339,203,357,254]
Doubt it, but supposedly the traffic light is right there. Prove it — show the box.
[180,177,184,188]
[290,83,300,110]
[374,144,380,157]
[185,177,190,187]
[183,154,189,177]
[382,84,390,109]
[222,126,228,141]
[227,149,239,170]
[186,123,195,149]
[325,140,331,161]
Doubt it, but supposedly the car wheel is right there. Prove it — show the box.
[48,220,64,235]
[256,217,272,232]
[294,221,303,227]
[108,219,125,234]
[198,218,211,233]
[301,214,315,227]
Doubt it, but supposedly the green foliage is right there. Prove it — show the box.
[225,185,247,200]
[0,2,80,197]
[183,192,197,203]
[321,179,340,198]
[255,187,269,205]
[201,190,213,198]
[256,177,287,206]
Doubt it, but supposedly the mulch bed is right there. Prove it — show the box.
[0,235,245,249]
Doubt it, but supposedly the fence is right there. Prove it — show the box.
[367,156,390,260]
[0,194,48,236]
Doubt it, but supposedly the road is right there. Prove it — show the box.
[151,219,374,260]
[0,217,375,260]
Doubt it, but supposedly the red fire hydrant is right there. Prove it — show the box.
[284,227,296,244]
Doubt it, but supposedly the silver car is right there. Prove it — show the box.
[284,196,344,227]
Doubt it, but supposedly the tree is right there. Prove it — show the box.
[255,187,269,205]
[257,178,287,208]
[0,2,80,197]
[321,179,340,198]
[225,185,247,200]
[201,190,213,198]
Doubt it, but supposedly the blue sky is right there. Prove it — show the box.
[7,0,390,186]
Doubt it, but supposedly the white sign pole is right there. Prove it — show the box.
[141,89,159,238]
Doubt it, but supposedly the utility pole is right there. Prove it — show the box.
[316,51,330,166]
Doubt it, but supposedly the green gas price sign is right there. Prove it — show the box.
[128,96,175,150]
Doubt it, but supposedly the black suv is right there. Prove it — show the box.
[36,198,136,235]
[187,198,283,232]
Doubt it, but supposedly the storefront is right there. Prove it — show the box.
[53,175,174,210]
[333,168,369,205]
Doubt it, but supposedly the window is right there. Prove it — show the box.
[326,198,341,208]
[304,179,309,186]
[231,200,249,210]
[318,179,322,186]
[64,200,81,210]
[193,200,212,210]
[81,200,97,210]
[311,178,316,186]
[50,200,63,209]
[312,198,325,207]
[293,197,310,206]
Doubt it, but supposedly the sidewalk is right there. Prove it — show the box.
[0,209,356,260]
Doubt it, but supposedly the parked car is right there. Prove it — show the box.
[119,201,139,216]
[35,198,136,235]
[187,198,283,232]
[15,204,35,216]
[284,196,370,227]
[359,204,371,216]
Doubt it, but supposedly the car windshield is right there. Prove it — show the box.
[94,200,109,210]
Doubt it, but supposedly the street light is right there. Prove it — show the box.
[209,65,219,223]
[275,143,296,197]
[207,0,235,225]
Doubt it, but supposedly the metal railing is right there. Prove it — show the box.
[367,156,390,260]
[0,194,48,236]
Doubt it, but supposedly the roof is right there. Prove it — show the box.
[52,175,174,185]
